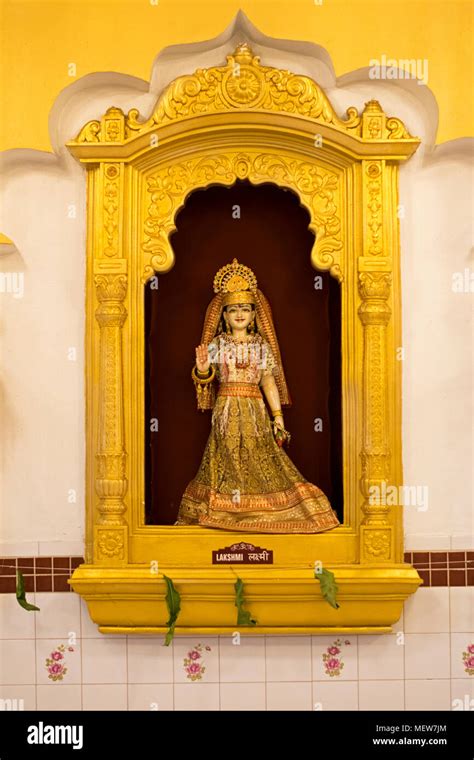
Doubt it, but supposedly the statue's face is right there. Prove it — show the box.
[224,303,254,331]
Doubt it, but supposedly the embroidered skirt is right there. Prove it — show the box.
[176,385,340,534]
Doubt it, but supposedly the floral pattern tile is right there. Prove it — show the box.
[462,643,474,676]
[183,643,212,681]
[322,639,352,677]
[312,636,357,681]
[172,637,219,683]
[45,643,75,682]
[450,634,473,679]
[36,639,81,686]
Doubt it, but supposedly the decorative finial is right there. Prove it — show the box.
[363,100,383,114]
[233,42,254,65]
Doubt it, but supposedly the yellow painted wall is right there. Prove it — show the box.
[0,0,472,152]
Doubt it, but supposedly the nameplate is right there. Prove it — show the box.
[212,542,273,564]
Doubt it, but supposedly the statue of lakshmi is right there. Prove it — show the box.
[176,259,340,534]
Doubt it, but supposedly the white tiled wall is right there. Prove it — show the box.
[0,587,472,711]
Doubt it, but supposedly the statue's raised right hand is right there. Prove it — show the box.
[196,344,210,374]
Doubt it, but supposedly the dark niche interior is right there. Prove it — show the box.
[144,180,343,525]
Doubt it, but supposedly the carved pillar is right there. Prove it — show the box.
[94,269,128,563]
[358,271,393,562]
[358,147,393,563]
[356,106,399,564]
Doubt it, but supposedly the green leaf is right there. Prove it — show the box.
[163,575,181,646]
[314,567,339,609]
[234,577,257,626]
[16,571,40,612]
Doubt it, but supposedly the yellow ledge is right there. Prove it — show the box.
[70,564,422,635]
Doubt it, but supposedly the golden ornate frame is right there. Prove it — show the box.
[68,44,421,634]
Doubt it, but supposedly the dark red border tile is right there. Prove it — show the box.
[34,558,52,575]
[449,569,466,586]
[417,569,430,586]
[430,552,448,566]
[449,552,466,563]
[0,576,16,592]
[22,575,35,593]
[0,559,16,576]
[0,556,86,592]
[413,552,429,564]
[35,575,53,592]
[431,570,448,586]
[52,575,71,592]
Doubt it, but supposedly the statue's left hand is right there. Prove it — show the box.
[272,416,291,448]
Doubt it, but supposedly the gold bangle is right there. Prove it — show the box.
[192,364,215,385]
[271,408,282,418]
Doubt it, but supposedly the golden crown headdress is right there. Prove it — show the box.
[213,258,257,307]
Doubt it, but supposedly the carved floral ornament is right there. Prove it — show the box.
[141,152,343,283]
[74,43,415,144]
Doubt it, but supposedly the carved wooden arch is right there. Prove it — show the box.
[140,152,344,284]
[68,43,422,634]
